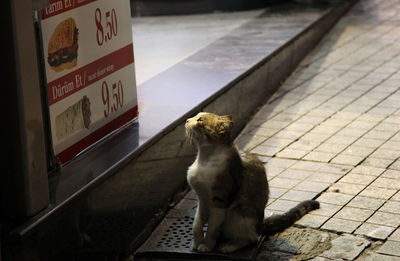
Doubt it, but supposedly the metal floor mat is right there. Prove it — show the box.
[135,205,264,261]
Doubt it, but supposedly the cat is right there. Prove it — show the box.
[185,112,319,253]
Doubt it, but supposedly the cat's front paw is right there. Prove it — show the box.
[191,240,201,251]
[197,243,213,253]
[218,243,238,253]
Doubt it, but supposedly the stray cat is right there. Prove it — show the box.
[185,112,319,253]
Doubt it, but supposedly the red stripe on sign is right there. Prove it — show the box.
[48,43,134,105]
[41,0,98,19]
[56,106,138,164]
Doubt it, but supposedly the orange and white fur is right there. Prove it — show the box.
[185,112,319,253]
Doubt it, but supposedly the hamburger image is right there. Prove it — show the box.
[48,17,79,72]
[56,96,91,140]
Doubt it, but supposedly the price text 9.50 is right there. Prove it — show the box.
[102,80,124,118]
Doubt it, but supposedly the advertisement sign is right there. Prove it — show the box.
[39,0,138,164]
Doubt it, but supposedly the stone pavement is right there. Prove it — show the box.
[234,0,400,260]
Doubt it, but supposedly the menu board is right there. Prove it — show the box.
[39,0,138,164]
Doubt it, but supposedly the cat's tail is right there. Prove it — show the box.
[261,200,319,236]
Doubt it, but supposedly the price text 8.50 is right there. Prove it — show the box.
[95,8,118,46]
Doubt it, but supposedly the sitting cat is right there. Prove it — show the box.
[185,112,319,253]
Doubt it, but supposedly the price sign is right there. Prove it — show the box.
[39,0,138,164]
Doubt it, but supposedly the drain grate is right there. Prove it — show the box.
[135,206,264,261]
[155,215,194,250]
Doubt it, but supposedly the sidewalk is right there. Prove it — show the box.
[234,0,400,259]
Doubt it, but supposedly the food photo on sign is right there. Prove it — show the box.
[36,0,138,165]
[47,17,79,72]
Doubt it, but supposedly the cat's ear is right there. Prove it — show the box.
[218,116,233,134]
[221,115,232,121]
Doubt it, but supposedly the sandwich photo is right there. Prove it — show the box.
[47,17,79,72]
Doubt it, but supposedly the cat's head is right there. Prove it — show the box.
[185,112,233,145]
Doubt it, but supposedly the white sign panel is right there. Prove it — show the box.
[40,0,138,164]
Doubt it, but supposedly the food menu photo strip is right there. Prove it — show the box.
[38,0,138,165]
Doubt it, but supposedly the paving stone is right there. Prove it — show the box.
[308,173,343,184]
[355,223,396,240]
[317,192,353,206]
[358,114,386,123]
[302,133,332,143]
[236,134,266,151]
[267,158,298,169]
[266,167,285,179]
[350,165,386,176]
[259,120,290,130]
[367,253,400,261]
[359,186,397,200]
[273,129,304,140]
[341,145,375,157]
[291,161,327,171]
[377,241,400,257]
[328,182,365,195]
[331,154,365,166]
[281,190,318,202]
[347,120,376,130]
[370,149,400,161]
[310,257,332,261]
[268,177,301,189]
[285,122,315,133]
[389,229,400,242]
[322,217,362,233]
[315,142,348,154]
[380,141,400,151]
[347,196,386,210]
[392,192,400,201]
[311,203,342,218]
[272,112,302,123]
[353,138,385,148]
[303,151,336,162]
[333,206,374,222]
[389,160,400,171]
[260,137,293,148]
[269,187,288,199]
[374,123,400,133]
[319,163,352,175]
[325,135,359,146]
[381,170,400,179]
[380,201,400,214]
[266,199,302,212]
[320,235,370,260]
[276,148,309,159]
[251,145,282,156]
[339,173,376,186]
[249,126,281,138]
[366,212,400,227]
[362,157,396,168]
[278,169,312,180]
[287,139,321,151]
[296,115,326,125]
[294,181,331,193]
[295,214,329,228]
[371,177,400,190]
[336,127,367,139]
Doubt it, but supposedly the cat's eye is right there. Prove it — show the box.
[197,117,203,122]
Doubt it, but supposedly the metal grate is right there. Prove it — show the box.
[155,215,194,250]
[135,206,263,261]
